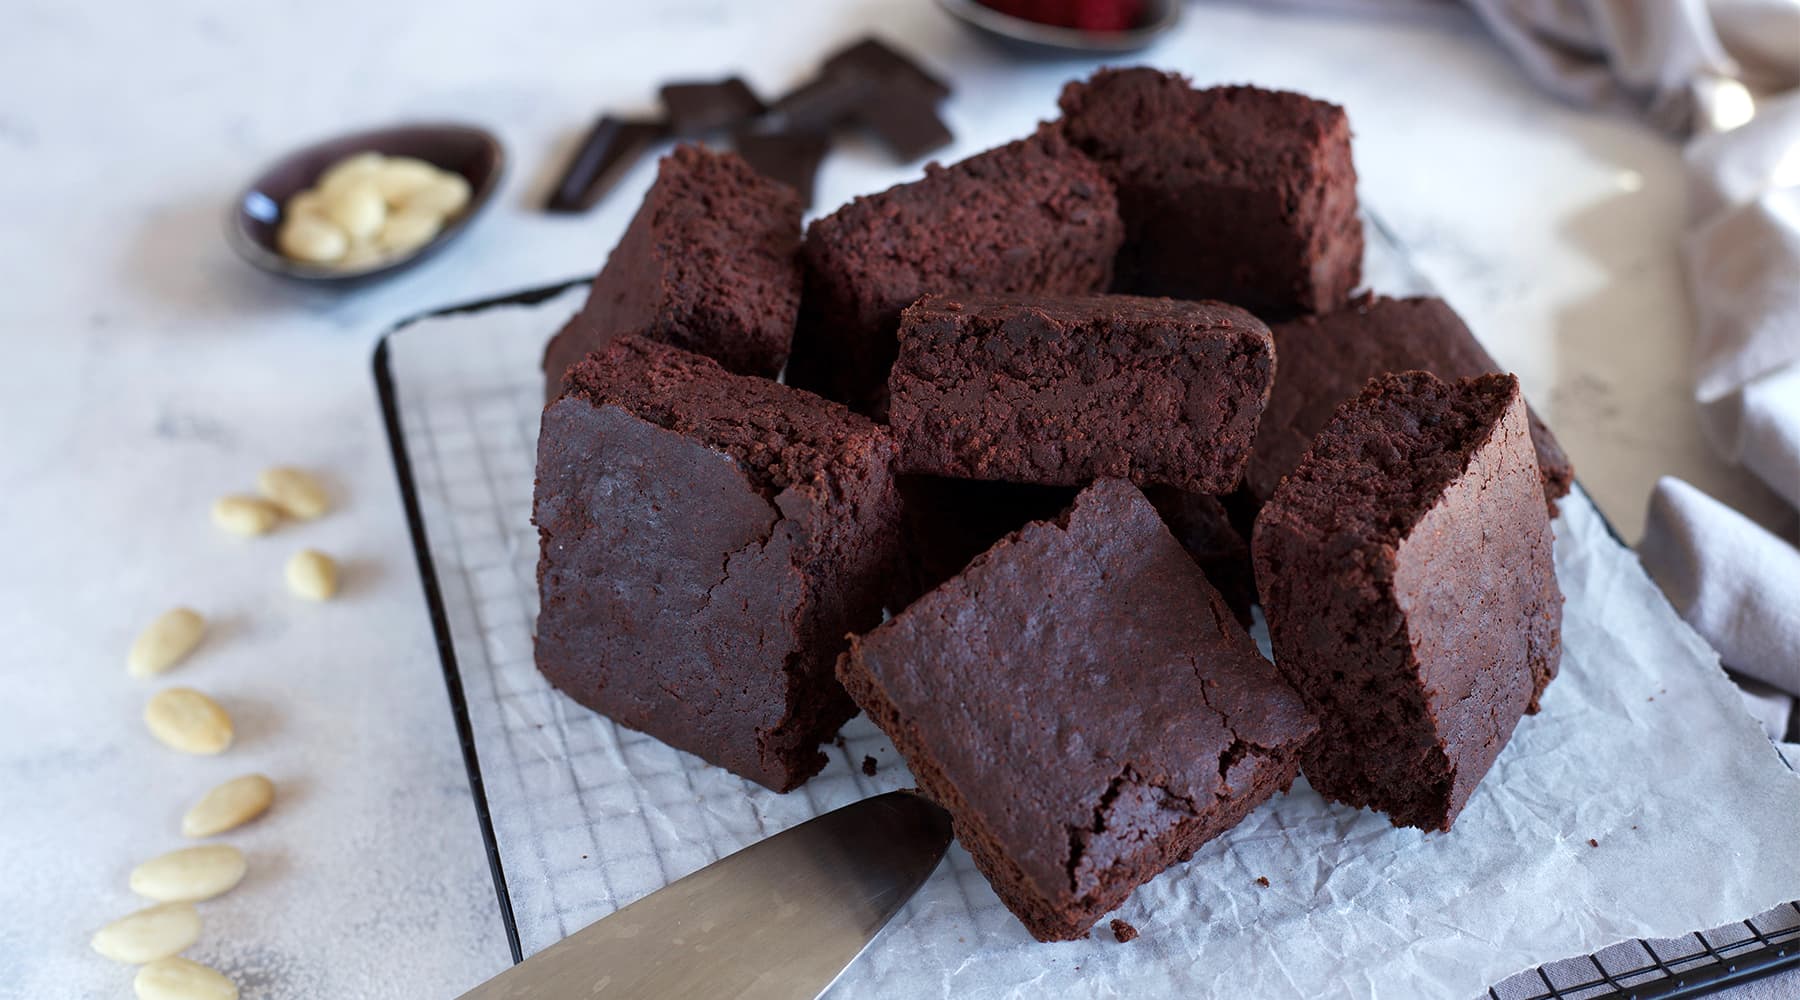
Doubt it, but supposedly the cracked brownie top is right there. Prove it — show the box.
[835,477,1315,939]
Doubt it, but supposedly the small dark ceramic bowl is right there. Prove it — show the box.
[936,0,1179,57]
[228,123,504,286]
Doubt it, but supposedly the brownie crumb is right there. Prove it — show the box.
[861,755,878,776]
[1110,919,1138,943]
[1588,839,1599,848]
[1255,876,1271,887]
[834,736,847,749]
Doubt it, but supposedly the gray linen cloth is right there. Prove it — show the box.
[1460,0,1800,721]
[1640,475,1800,696]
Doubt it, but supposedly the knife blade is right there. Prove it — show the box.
[457,789,953,1000]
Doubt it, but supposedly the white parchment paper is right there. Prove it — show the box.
[386,269,1800,999]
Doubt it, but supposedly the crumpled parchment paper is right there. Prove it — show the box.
[387,266,1800,1000]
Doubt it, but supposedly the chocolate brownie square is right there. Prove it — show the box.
[838,479,1316,940]
[534,337,902,792]
[732,128,830,206]
[1246,293,1573,515]
[888,293,1273,493]
[785,127,1123,415]
[541,144,803,400]
[1252,371,1562,831]
[821,37,952,103]
[1057,68,1361,317]
[892,476,1255,624]
[1143,487,1256,627]
[891,475,1078,610]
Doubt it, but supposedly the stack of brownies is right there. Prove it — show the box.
[531,66,1569,942]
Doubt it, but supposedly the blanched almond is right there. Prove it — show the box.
[130,845,247,902]
[403,172,471,218]
[324,179,385,240]
[276,214,348,264]
[285,189,330,220]
[337,240,387,271]
[91,902,200,964]
[134,957,239,1000]
[375,207,441,255]
[285,548,338,601]
[145,688,234,755]
[373,156,441,204]
[129,608,205,678]
[317,151,385,195]
[183,774,274,838]
[211,494,281,536]
[256,465,328,519]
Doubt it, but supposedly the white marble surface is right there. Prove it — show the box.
[1,1,1791,998]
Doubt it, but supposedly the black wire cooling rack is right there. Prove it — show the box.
[1484,901,1800,999]
[373,269,1800,999]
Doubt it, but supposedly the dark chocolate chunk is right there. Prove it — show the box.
[823,36,951,102]
[812,37,952,162]
[857,83,954,161]
[660,77,767,136]
[545,115,667,214]
[734,129,831,205]
[765,72,877,133]
[861,755,878,776]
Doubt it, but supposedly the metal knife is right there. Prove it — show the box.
[456,790,953,1000]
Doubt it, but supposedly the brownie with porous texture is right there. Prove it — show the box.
[1144,487,1255,626]
[1253,371,1562,832]
[893,476,1254,622]
[541,144,803,399]
[534,337,902,792]
[1246,293,1573,515]
[1057,68,1361,317]
[838,479,1316,941]
[785,127,1123,415]
[891,475,1078,610]
[888,293,1274,493]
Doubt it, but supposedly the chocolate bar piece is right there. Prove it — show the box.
[734,129,831,205]
[765,73,876,133]
[823,36,951,101]
[544,115,667,214]
[660,77,766,136]
[858,81,953,161]
[766,36,953,163]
